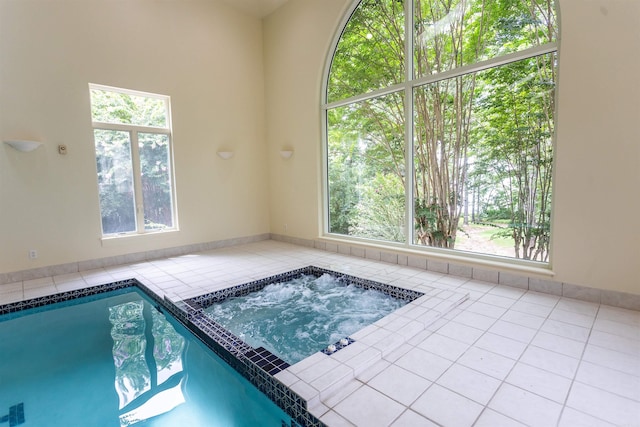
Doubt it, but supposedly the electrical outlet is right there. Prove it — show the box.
[29,249,38,259]
[284,223,288,232]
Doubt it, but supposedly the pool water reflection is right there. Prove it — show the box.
[0,290,292,427]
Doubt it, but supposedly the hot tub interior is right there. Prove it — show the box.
[185,266,424,368]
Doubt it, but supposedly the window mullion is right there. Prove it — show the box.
[92,121,170,135]
[323,82,407,111]
[323,43,557,112]
[411,42,558,89]
[130,130,145,233]
[404,0,414,248]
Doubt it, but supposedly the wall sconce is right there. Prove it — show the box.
[4,139,42,152]
[280,150,294,159]
[216,151,234,160]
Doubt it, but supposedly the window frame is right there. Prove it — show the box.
[321,0,558,266]
[89,83,178,237]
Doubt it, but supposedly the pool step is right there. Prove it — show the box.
[280,289,470,419]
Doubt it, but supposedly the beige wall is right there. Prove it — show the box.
[264,0,348,239]
[2,0,638,296]
[264,0,350,239]
[0,0,269,272]
[551,0,640,293]
[264,0,640,294]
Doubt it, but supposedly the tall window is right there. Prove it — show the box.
[325,0,557,262]
[90,84,177,236]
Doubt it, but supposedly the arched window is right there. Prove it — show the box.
[324,0,558,262]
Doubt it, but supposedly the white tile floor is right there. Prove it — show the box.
[1,240,639,426]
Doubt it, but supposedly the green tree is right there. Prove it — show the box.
[326,0,557,260]
[473,53,555,261]
[90,88,174,234]
[353,173,406,241]
[327,92,406,243]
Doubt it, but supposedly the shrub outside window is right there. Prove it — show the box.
[90,84,177,236]
[325,0,557,263]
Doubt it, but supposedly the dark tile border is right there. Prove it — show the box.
[1,267,426,427]
[188,265,424,308]
[187,265,424,365]
[0,278,139,319]
[0,278,325,427]
[184,266,425,426]
[246,347,291,376]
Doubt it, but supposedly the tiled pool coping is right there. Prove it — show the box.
[184,266,426,374]
[0,267,468,427]
[187,266,425,307]
[182,266,468,421]
[0,278,320,427]
[0,278,142,318]
[180,265,445,426]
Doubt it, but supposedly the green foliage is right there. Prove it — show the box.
[414,198,454,247]
[472,52,555,260]
[352,173,406,242]
[94,129,137,234]
[328,0,405,102]
[90,88,167,127]
[327,92,405,242]
[139,133,173,230]
[327,0,557,260]
[328,132,359,235]
[90,88,174,235]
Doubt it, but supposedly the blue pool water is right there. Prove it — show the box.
[0,290,291,427]
[205,274,407,365]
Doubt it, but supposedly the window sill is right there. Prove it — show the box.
[100,229,179,247]
[318,234,555,278]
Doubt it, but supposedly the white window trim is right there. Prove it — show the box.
[320,0,559,269]
[89,84,178,238]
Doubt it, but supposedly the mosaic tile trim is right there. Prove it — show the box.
[245,347,291,376]
[184,320,325,427]
[178,265,429,427]
[161,296,195,325]
[241,358,325,427]
[0,278,138,319]
[190,315,254,357]
[188,265,424,309]
[0,279,323,427]
[188,266,312,307]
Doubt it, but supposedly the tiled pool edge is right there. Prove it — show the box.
[277,290,469,419]
[183,265,468,421]
[0,279,321,427]
[0,266,468,427]
[0,278,140,317]
[182,265,452,426]
[186,265,425,308]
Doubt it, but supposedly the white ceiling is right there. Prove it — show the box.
[218,0,291,18]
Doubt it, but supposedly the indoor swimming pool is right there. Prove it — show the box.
[0,287,294,427]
